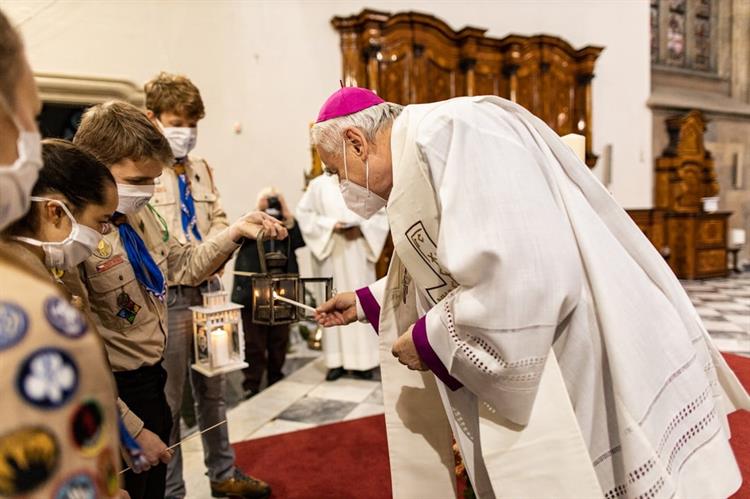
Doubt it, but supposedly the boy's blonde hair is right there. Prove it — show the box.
[73,100,173,167]
[144,72,205,121]
[0,8,23,110]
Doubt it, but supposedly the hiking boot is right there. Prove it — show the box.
[210,468,271,498]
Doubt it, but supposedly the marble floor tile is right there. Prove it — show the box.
[306,377,379,403]
[363,384,383,405]
[285,356,329,386]
[702,320,744,333]
[248,419,316,439]
[711,302,750,312]
[711,337,750,353]
[723,314,750,329]
[691,292,732,301]
[227,380,314,441]
[277,396,358,424]
[694,306,722,317]
[344,403,386,421]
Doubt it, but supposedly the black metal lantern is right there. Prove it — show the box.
[250,234,333,325]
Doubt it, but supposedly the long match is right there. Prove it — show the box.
[272,291,317,314]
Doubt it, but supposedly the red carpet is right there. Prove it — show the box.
[726,353,750,499]
[234,354,750,499]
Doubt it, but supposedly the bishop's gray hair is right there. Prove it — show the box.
[311,102,404,158]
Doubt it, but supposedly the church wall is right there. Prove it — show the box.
[4,0,651,221]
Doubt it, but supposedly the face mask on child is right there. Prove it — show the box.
[115,183,155,215]
[159,121,197,160]
[0,120,43,230]
[14,197,103,269]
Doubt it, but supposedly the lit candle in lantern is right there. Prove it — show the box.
[210,328,230,367]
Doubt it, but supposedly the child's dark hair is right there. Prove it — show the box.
[4,139,116,236]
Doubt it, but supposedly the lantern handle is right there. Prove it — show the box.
[256,229,268,274]
[206,274,224,294]
[255,228,291,275]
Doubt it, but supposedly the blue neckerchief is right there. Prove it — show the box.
[117,217,166,300]
[178,173,202,242]
[118,417,148,473]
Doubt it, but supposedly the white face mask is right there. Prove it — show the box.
[116,183,155,214]
[159,122,197,160]
[339,140,387,219]
[14,197,103,270]
[0,128,43,231]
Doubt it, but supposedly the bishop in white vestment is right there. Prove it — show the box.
[296,174,388,377]
[312,87,750,499]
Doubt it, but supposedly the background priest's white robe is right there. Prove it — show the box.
[296,174,388,370]
[353,96,750,499]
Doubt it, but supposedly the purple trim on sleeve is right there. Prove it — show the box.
[355,286,380,334]
[412,316,463,391]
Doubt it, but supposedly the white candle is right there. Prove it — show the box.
[731,229,746,247]
[561,134,586,162]
[210,328,230,368]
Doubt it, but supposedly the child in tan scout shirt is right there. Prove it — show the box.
[144,72,270,499]
[0,10,126,499]
[68,101,283,499]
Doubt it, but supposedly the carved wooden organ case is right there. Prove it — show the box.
[331,9,603,167]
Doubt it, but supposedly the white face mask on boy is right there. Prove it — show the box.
[159,122,197,160]
[115,183,155,215]
[338,140,386,220]
[14,197,103,270]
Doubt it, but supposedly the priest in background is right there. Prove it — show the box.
[296,173,388,380]
[313,87,750,499]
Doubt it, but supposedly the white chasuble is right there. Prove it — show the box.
[356,96,749,499]
[296,174,388,370]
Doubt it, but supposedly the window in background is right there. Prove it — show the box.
[651,0,717,74]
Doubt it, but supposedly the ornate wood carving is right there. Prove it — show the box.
[331,9,603,167]
[629,109,729,279]
[654,110,719,213]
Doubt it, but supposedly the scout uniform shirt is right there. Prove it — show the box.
[151,156,229,248]
[0,242,121,498]
[63,205,238,374]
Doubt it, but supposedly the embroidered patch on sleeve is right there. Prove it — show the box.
[16,348,79,409]
[0,301,28,351]
[53,472,97,499]
[0,426,60,496]
[44,297,88,339]
[70,400,105,456]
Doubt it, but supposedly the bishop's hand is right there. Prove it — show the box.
[392,325,428,371]
[229,210,288,242]
[315,291,357,326]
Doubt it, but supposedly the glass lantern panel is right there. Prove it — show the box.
[300,277,334,310]
[273,278,297,322]
[195,323,210,364]
[252,276,274,323]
